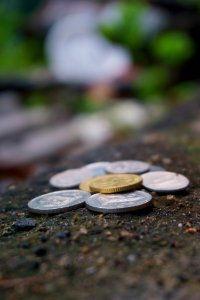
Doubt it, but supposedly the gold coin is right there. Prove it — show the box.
[79,178,95,193]
[89,174,142,194]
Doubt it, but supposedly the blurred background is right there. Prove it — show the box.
[0,0,200,192]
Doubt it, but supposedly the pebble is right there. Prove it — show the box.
[58,255,70,268]
[56,232,67,240]
[127,254,136,263]
[40,236,49,243]
[38,227,48,232]
[34,246,47,257]
[81,246,91,254]
[56,231,71,240]
[21,240,31,249]
[13,218,37,231]
[162,157,172,165]
[118,230,133,240]
[186,227,198,234]
[85,266,96,275]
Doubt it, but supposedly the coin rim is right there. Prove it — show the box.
[89,174,142,194]
[86,191,152,213]
[28,190,90,214]
[79,179,94,193]
[142,171,190,193]
[49,168,94,189]
[106,160,150,175]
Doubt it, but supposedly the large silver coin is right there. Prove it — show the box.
[142,171,189,193]
[82,161,110,176]
[28,190,90,214]
[49,168,94,189]
[106,160,150,174]
[86,191,152,213]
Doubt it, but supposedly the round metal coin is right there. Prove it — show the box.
[49,168,94,189]
[89,174,142,194]
[142,171,189,193]
[28,190,90,214]
[106,160,150,174]
[86,191,152,213]
[82,161,110,176]
[148,165,166,172]
[79,178,96,193]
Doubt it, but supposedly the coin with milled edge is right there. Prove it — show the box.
[142,171,189,193]
[82,161,110,176]
[28,190,90,214]
[89,174,142,194]
[86,191,152,213]
[49,168,94,189]
[148,165,165,172]
[106,160,150,174]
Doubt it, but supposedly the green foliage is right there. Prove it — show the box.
[169,81,199,101]
[134,67,169,101]
[151,31,195,65]
[100,1,148,59]
[119,2,147,50]
[69,96,106,114]
[25,92,48,108]
[0,4,45,73]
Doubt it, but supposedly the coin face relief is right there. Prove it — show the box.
[142,171,190,192]
[28,190,90,214]
[89,174,142,193]
[106,160,150,174]
[81,161,110,176]
[49,168,94,188]
[86,191,152,213]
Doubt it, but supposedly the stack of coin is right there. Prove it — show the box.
[28,160,190,214]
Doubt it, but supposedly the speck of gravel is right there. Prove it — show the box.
[34,246,47,257]
[13,218,37,231]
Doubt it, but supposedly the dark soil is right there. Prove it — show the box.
[0,103,200,300]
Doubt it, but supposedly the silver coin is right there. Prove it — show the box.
[49,168,94,188]
[82,161,110,176]
[142,171,189,193]
[148,165,165,172]
[106,160,150,174]
[28,190,90,214]
[86,190,152,213]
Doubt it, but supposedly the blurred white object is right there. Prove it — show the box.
[140,8,168,37]
[99,2,121,25]
[106,101,149,129]
[71,114,113,146]
[36,0,99,28]
[0,92,20,115]
[46,12,131,84]
[100,2,168,38]
[0,109,53,139]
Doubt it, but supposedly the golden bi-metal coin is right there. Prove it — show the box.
[89,174,142,194]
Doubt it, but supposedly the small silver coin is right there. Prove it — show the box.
[86,190,152,213]
[49,168,94,189]
[28,190,90,214]
[106,160,150,174]
[142,171,189,193]
[149,165,166,172]
[82,161,110,176]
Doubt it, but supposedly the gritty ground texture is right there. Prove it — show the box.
[0,106,200,300]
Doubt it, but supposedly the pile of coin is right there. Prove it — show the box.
[28,160,190,214]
